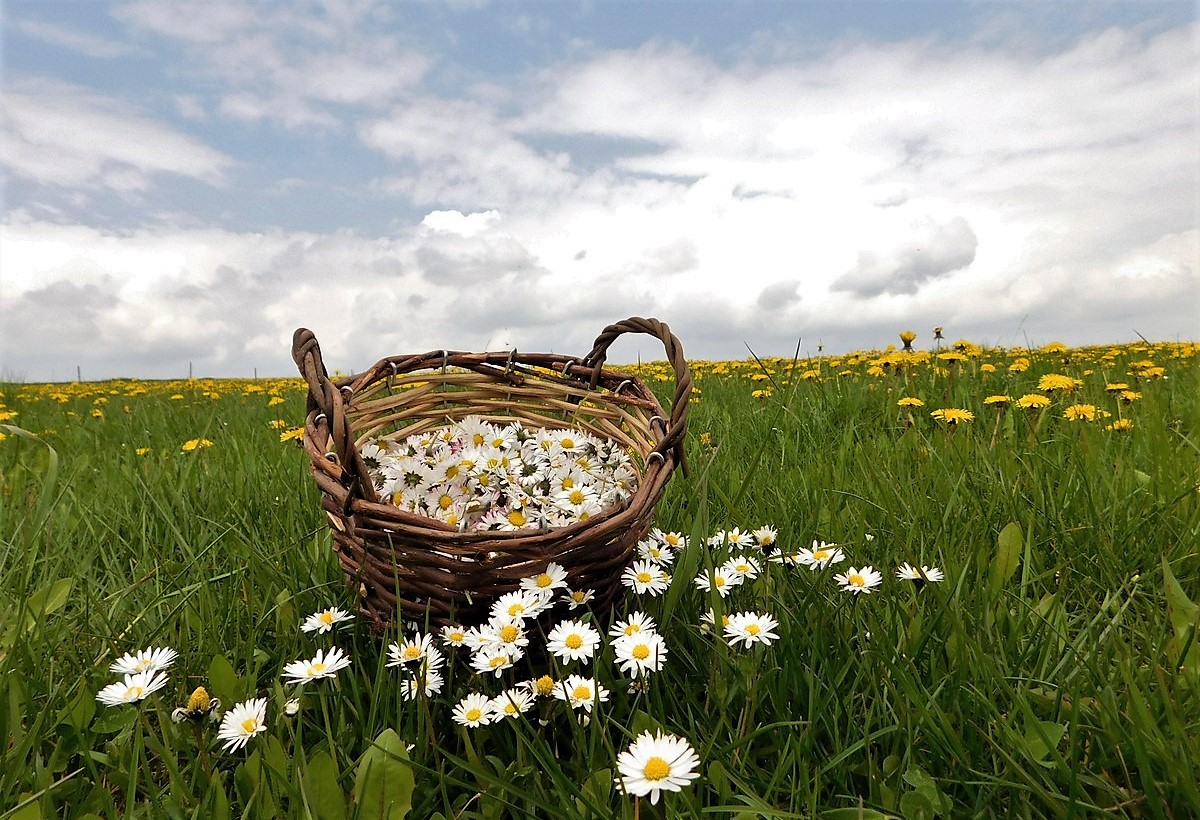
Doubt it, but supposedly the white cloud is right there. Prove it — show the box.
[12,18,135,58]
[2,77,234,191]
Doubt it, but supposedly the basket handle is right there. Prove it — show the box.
[292,328,378,503]
[582,316,691,475]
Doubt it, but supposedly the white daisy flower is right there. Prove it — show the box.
[723,611,781,648]
[301,606,354,634]
[650,529,688,551]
[752,525,778,549]
[896,563,945,584]
[400,667,444,700]
[546,619,602,664]
[386,632,434,667]
[216,697,267,752]
[638,538,675,566]
[615,731,701,804]
[108,646,178,676]
[519,562,569,595]
[834,566,884,594]
[609,611,657,639]
[281,646,352,685]
[489,589,553,622]
[441,624,469,647]
[451,692,494,727]
[96,670,169,707]
[613,632,668,677]
[492,688,534,719]
[470,645,517,677]
[554,674,610,712]
[563,588,595,609]
[693,569,742,597]
[622,560,670,596]
[799,541,846,570]
[480,618,530,653]
[722,554,761,581]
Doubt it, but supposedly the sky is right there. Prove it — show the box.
[2,0,1198,382]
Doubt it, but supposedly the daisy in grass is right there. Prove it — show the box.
[519,562,569,595]
[723,612,781,648]
[301,606,354,634]
[109,646,178,675]
[693,568,741,597]
[96,670,169,707]
[798,541,845,570]
[441,624,469,647]
[622,560,670,596]
[650,529,688,551]
[452,692,494,727]
[492,688,535,719]
[386,632,434,667]
[555,674,610,712]
[490,589,553,622]
[400,667,444,701]
[722,554,761,581]
[615,731,701,805]
[752,525,778,551]
[834,566,884,595]
[700,610,731,633]
[216,697,267,753]
[769,550,805,567]
[896,563,945,585]
[546,619,602,664]
[563,588,595,609]
[609,611,657,640]
[281,646,352,685]
[613,631,668,677]
[638,538,675,565]
[482,617,530,651]
[471,645,518,677]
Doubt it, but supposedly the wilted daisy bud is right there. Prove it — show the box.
[284,697,301,717]
[171,686,220,722]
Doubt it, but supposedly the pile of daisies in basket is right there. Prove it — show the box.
[359,416,639,531]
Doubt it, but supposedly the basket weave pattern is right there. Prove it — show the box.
[292,317,690,630]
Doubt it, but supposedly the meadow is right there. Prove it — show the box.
[1,336,1197,819]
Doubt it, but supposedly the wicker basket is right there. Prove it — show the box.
[292,317,690,631]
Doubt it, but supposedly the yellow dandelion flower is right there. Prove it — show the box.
[1008,358,1030,373]
[280,427,304,443]
[181,438,214,452]
[268,396,286,407]
[1062,404,1097,422]
[135,447,151,456]
[1119,390,1142,403]
[983,395,1011,406]
[931,408,974,425]
[897,397,925,408]
[980,363,996,373]
[1105,419,1135,432]
[1038,374,1081,392]
[1017,394,1051,409]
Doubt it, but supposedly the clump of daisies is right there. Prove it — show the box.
[96,646,177,707]
[359,415,638,532]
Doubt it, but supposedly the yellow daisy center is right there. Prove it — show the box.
[465,708,482,722]
[637,572,653,583]
[499,625,519,642]
[561,476,575,489]
[624,624,641,636]
[508,603,526,617]
[311,662,326,674]
[746,624,760,635]
[535,675,555,696]
[489,656,507,668]
[449,631,465,642]
[813,549,829,560]
[849,574,864,586]
[536,573,553,588]
[561,437,575,449]
[507,510,526,527]
[403,646,421,660]
[569,490,585,505]
[572,685,591,700]
[643,757,671,780]
[566,634,583,649]
[319,611,334,625]
[128,686,144,699]
[714,576,726,588]
[571,591,586,602]
[439,493,453,510]
[632,644,650,660]
[241,717,259,733]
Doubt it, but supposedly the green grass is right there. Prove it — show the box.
[1,340,1197,819]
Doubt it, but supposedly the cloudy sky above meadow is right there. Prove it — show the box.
[2,1,1197,381]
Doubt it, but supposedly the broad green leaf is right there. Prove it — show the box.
[304,751,347,820]
[25,578,73,623]
[1022,720,1067,767]
[988,522,1022,598]
[352,728,414,820]
[207,654,239,705]
[1161,556,1198,639]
